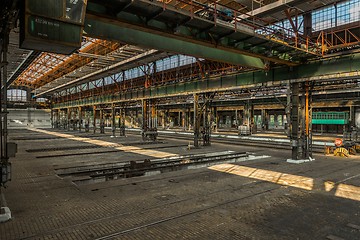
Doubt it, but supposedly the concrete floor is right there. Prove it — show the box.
[1,128,360,240]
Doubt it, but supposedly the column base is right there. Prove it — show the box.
[286,157,315,164]
[0,207,11,223]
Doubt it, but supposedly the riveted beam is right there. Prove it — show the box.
[84,13,267,69]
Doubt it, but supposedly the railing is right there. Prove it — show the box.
[155,0,322,55]
[316,25,360,55]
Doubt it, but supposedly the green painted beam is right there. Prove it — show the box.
[84,14,265,69]
[53,53,360,109]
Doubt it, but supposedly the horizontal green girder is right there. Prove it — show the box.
[84,14,265,69]
[53,53,360,109]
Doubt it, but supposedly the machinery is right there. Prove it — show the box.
[326,131,360,157]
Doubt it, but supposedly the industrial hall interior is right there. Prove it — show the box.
[1,0,360,239]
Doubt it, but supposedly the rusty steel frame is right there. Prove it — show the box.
[156,0,321,56]
[13,37,121,89]
[52,60,244,104]
[317,25,360,54]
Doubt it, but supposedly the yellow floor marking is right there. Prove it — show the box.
[209,163,360,202]
[29,128,177,158]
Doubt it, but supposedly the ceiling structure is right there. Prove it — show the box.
[3,0,357,99]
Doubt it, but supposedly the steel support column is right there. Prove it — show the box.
[261,109,266,131]
[119,106,126,136]
[203,94,211,146]
[78,107,82,132]
[67,108,71,131]
[193,93,200,148]
[0,31,11,187]
[99,108,105,134]
[50,107,54,128]
[93,106,96,134]
[193,93,213,147]
[85,109,90,132]
[141,99,158,141]
[182,109,186,131]
[72,108,77,131]
[53,109,58,128]
[111,104,116,137]
[241,100,253,135]
[302,82,313,159]
[288,82,313,163]
[213,107,218,133]
[290,83,300,160]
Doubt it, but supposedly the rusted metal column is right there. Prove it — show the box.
[111,104,116,137]
[100,108,105,134]
[141,99,157,141]
[78,106,82,132]
[119,106,126,136]
[193,93,200,148]
[84,109,90,132]
[93,106,97,134]
[67,108,71,131]
[203,94,211,146]
[290,82,300,160]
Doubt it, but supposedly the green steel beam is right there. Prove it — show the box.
[84,13,266,69]
[53,53,360,109]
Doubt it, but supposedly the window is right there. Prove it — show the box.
[312,0,360,31]
[7,89,27,102]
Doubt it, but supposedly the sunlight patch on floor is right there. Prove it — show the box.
[29,128,177,158]
[209,163,360,202]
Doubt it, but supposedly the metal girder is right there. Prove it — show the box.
[52,52,360,109]
[84,13,265,69]
[237,0,301,19]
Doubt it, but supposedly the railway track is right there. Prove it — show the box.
[38,156,360,240]
[56,151,249,182]
[126,131,329,154]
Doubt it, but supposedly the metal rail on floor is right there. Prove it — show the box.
[56,151,248,180]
